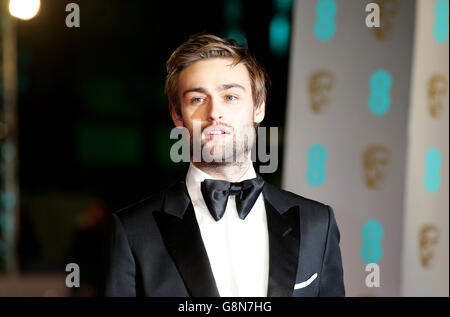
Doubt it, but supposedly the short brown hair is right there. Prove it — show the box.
[165,33,270,115]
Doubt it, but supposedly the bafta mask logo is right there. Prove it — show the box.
[363,145,390,189]
[419,224,439,268]
[309,71,335,114]
[372,0,399,40]
[428,75,447,119]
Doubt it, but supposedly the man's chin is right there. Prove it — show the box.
[201,143,231,154]
[197,150,249,165]
[201,138,231,146]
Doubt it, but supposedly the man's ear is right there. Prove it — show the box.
[170,107,184,127]
[254,101,266,124]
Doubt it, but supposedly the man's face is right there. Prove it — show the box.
[171,57,265,163]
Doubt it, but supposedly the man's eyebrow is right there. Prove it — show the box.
[182,84,245,97]
[218,83,246,92]
[182,87,208,97]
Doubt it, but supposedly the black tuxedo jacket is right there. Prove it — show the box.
[104,175,345,297]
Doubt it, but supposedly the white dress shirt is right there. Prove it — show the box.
[185,162,269,297]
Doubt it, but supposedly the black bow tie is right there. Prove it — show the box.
[200,175,265,221]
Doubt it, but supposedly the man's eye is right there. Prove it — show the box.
[225,95,237,101]
[191,97,204,104]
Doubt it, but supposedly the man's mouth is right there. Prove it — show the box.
[208,131,228,135]
[203,125,232,140]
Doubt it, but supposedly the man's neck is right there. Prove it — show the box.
[192,157,252,182]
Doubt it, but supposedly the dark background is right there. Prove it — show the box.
[14,0,293,296]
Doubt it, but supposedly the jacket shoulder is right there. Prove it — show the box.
[114,190,165,224]
[112,174,188,228]
[264,182,330,214]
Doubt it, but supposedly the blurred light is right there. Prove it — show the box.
[1,191,17,212]
[76,122,142,166]
[269,14,290,56]
[1,144,16,161]
[274,0,293,13]
[224,0,243,24]
[224,28,247,46]
[9,0,40,20]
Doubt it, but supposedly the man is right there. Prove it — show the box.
[104,33,345,297]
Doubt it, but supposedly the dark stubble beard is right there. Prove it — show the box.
[189,122,257,169]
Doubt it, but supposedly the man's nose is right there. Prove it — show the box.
[206,97,223,122]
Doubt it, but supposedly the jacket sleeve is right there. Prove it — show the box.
[104,213,136,297]
[318,206,345,297]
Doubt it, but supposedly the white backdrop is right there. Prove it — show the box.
[401,0,449,297]
[283,0,448,296]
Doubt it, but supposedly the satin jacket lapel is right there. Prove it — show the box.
[153,180,220,297]
[263,181,301,297]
